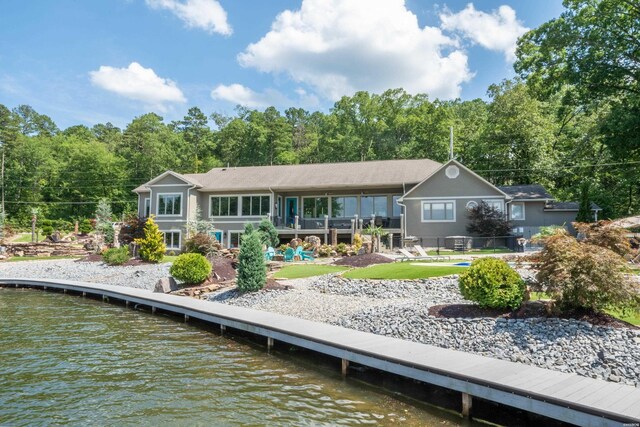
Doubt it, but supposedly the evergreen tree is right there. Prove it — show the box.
[576,182,593,223]
[258,218,279,248]
[236,223,266,292]
[135,216,165,263]
[95,198,114,243]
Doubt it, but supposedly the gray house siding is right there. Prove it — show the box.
[402,162,506,241]
[508,201,578,237]
[137,191,150,218]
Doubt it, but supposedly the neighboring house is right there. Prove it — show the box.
[133,159,600,251]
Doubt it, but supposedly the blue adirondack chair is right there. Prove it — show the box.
[264,246,276,261]
[283,247,295,262]
[295,246,315,261]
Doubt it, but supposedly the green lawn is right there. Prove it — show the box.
[2,255,81,262]
[342,263,467,280]
[11,233,47,243]
[162,255,179,263]
[426,248,514,255]
[274,264,349,279]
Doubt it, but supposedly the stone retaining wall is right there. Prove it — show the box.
[3,242,90,258]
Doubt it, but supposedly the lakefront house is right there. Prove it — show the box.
[133,159,600,251]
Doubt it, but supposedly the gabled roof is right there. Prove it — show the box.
[544,201,601,211]
[498,184,553,200]
[134,159,442,193]
[134,170,202,193]
[400,159,510,200]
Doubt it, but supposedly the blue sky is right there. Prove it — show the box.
[0,0,564,129]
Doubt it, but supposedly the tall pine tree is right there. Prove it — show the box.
[236,223,266,292]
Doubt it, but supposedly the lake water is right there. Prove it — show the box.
[0,288,469,426]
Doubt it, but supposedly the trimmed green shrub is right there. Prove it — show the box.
[236,224,266,292]
[336,242,348,255]
[41,219,54,236]
[458,258,525,310]
[79,218,93,234]
[258,218,279,248]
[184,233,218,256]
[170,253,212,285]
[135,216,165,263]
[102,247,130,265]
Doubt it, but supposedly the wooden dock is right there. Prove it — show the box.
[1,277,639,426]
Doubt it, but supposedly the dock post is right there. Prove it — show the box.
[220,324,226,335]
[151,306,156,314]
[125,300,129,307]
[267,337,274,351]
[341,359,349,377]
[102,295,108,302]
[63,289,67,294]
[82,291,86,297]
[461,393,472,418]
[184,314,189,322]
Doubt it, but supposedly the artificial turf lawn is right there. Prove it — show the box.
[273,264,349,279]
[342,262,467,280]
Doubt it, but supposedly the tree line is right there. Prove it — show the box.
[0,0,637,225]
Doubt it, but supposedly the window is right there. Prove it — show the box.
[483,200,503,212]
[163,231,180,249]
[241,195,270,216]
[361,196,387,217]
[392,196,402,217]
[143,198,150,217]
[466,201,478,211]
[511,202,525,220]
[158,194,181,216]
[331,196,357,218]
[210,196,239,217]
[229,232,242,248]
[303,197,329,218]
[422,201,455,222]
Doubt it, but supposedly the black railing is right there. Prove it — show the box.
[408,236,527,254]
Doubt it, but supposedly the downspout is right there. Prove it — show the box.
[398,182,408,246]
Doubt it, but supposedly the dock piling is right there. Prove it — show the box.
[341,359,349,377]
[462,393,473,418]
[267,336,274,351]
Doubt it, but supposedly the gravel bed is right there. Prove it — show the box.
[335,304,640,386]
[0,259,170,290]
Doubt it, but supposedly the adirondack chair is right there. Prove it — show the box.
[397,248,434,262]
[264,246,276,261]
[295,245,315,261]
[283,247,295,262]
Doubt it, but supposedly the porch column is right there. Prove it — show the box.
[294,215,299,240]
[350,219,355,243]
[400,213,405,248]
[324,215,329,244]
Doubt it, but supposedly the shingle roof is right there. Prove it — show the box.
[544,201,601,211]
[498,184,553,200]
[133,158,442,193]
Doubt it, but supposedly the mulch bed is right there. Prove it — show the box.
[333,253,394,268]
[429,302,638,329]
[210,256,236,283]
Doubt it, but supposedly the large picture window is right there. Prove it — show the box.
[361,196,387,217]
[158,194,181,216]
[331,196,357,218]
[510,202,525,220]
[303,197,329,218]
[483,199,504,213]
[421,201,455,222]
[241,195,270,216]
[163,231,180,249]
[210,196,239,217]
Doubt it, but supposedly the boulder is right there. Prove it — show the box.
[304,235,322,248]
[154,277,179,293]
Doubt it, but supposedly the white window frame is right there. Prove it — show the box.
[143,198,150,217]
[510,202,526,221]
[157,193,182,217]
[482,199,504,213]
[209,195,239,217]
[240,194,271,217]
[331,195,359,218]
[360,195,389,218]
[421,200,456,222]
[228,230,244,249]
[163,230,181,250]
[302,196,330,219]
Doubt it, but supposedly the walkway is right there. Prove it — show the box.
[1,277,638,426]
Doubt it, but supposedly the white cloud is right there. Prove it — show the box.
[89,62,186,111]
[211,83,319,109]
[236,0,472,101]
[146,0,232,35]
[440,3,528,62]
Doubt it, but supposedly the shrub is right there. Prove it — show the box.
[535,233,639,312]
[353,233,363,251]
[317,244,333,257]
[573,221,632,257]
[102,247,130,265]
[54,219,74,233]
[336,242,348,255]
[79,218,93,234]
[258,218,280,248]
[184,233,219,256]
[40,219,54,236]
[236,224,266,292]
[466,202,511,237]
[135,216,165,263]
[119,214,146,245]
[170,253,212,285]
[458,258,525,310]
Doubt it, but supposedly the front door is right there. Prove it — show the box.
[285,197,298,228]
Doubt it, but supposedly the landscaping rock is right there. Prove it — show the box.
[304,235,322,248]
[154,277,178,293]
